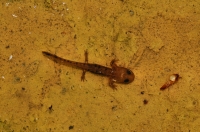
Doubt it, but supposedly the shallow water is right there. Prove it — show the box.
[0,0,199,131]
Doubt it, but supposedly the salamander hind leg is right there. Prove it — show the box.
[81,50,88,81]
[84,50,88,63]
[81,70,86,81]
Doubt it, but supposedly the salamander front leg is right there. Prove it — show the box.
[109,77,117,90]
[110,59,118,68]
[81,50,88,81]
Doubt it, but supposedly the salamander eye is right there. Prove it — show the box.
[126,70,132,75]
[124,79,129,83]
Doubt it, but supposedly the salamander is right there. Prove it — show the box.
[42,50,135,89]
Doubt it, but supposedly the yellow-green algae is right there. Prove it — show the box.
[0,0,199,131]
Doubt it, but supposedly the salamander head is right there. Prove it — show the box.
[113,67,135,84]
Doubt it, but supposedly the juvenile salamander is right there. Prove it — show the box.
[42,51,135,89]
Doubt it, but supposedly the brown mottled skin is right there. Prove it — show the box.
[42,51,135,89]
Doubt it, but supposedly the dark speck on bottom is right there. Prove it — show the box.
[69,125,74,130]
